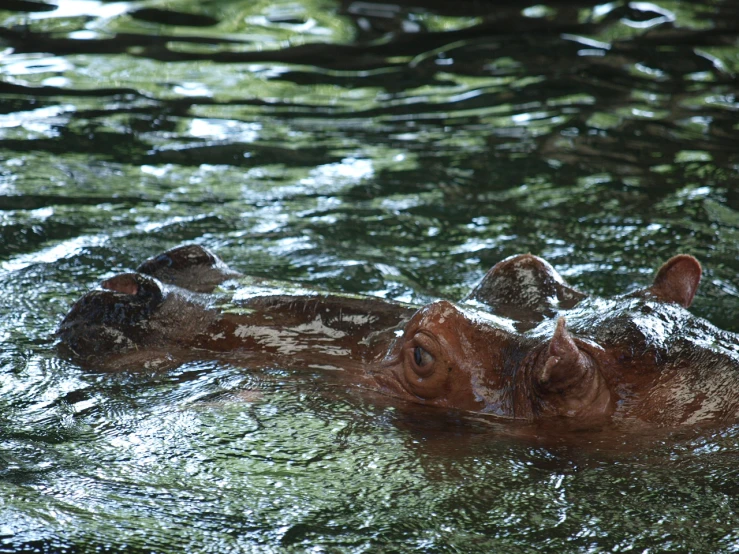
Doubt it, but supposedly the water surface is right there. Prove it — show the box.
[1,0,739,551]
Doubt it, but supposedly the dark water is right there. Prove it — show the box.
[1,0,739,551]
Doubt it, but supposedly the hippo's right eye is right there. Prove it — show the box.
[406,332,439,379]
[402,330,451,399]
[413,346,434,371]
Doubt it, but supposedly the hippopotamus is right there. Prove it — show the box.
[57,245,739,427]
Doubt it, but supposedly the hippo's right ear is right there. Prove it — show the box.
[649,255,702,308]
[536,318,593,393]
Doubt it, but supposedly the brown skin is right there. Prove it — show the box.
[465,253,586,329]
[59,271,414,376]
[135,244,241,293]
[57,246,739,426]
[372,300,523,416]
[375,302,615,422]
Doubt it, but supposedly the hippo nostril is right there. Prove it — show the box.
[137,244,217,273]
[99,273,164,306]
[101,274,140,295]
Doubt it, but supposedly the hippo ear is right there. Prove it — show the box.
[649,255,702,308]
[534,318,612,419]
[466,254,586,324]
[536,318,594,394]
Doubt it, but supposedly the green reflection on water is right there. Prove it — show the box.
[1,0,739,551]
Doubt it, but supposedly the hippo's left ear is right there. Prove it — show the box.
[649,255,702,308]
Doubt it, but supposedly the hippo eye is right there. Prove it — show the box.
[414,346,434,368]
[410,343,436,378]
[402,330,449,398]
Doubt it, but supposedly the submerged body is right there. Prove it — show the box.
[58,245,739,426]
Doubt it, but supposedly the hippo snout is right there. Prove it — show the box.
[57,273,165,361]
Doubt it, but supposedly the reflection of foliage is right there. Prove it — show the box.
[1,1,738,322]
[1,2,739,552]
[0,3,738,300]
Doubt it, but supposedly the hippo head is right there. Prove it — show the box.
[373,254,704,423]
[373,299,613,420]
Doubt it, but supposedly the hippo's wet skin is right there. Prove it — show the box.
[58,245,739,426]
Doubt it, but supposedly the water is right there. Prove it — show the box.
[1,0,739,551]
